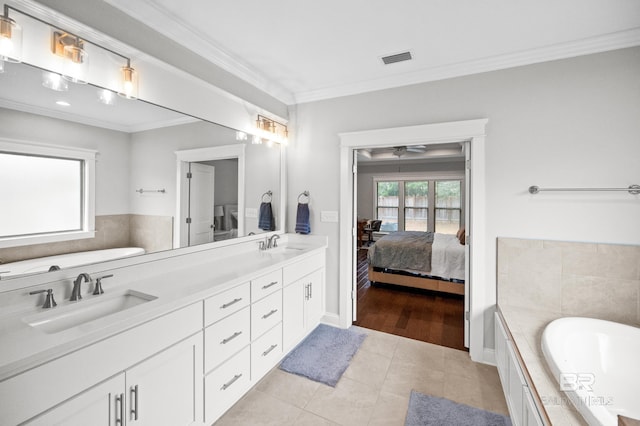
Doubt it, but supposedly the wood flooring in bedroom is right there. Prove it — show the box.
[353,248,467,351]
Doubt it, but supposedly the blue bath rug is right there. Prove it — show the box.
[405,391,512,426]
[279,324,367,387]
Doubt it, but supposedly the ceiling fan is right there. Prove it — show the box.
[391,145,427,157]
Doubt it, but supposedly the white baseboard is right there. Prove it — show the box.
[321,312,342,328]
[482,348,496,366]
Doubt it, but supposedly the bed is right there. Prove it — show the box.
[367,231,465,295]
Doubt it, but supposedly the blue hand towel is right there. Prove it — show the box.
[295,203,311,234]
[258,202,275,231]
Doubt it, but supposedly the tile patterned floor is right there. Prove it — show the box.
[214,327,509,425]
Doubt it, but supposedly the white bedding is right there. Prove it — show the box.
[430,233,466,281]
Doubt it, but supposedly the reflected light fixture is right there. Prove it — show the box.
[254,115,288,145]
[98,88,117,105]
[0,4,22,63]
[118,59,138,99]
[42,71,69,91]
[52,31,89,84]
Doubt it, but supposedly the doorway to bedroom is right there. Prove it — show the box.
[352,143,468,351]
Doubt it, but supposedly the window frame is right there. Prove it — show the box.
[373,172,464,234]
[0,138,97,248]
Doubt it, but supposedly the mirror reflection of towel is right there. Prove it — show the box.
[295,203,310,234]
[259,202,275,231]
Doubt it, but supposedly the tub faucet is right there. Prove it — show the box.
[268,234,280,248]
[70,273,91,301]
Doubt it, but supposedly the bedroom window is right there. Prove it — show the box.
[374,178,462,234]
[404,181,428,231]
[376,181,399,231]
[435,180,461,234]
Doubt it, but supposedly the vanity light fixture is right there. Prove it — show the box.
[254,115,288,145]
[0,4,22,63]
[118,59,138,99]
[52,31,89,84]
[6,5,140,98]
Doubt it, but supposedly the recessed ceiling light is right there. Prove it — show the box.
[56,100,71,106]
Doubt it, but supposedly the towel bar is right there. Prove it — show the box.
[261,190,273,202]
[528,184,640,195]
[136,188,166,194]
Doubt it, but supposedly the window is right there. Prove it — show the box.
[435,180,461,234]
[0,140,96,248]
[376,181,399,231]
[374,177,462,234]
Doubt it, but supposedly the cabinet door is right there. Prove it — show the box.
[283,279,305,351]
[24,374,125,426]
[126,333,203,426]
[305,269,324,329]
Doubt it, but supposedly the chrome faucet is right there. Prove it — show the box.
[29,288,57,309]
[70,273,91,301]
[268,234,280,248]
[258,236,268,251]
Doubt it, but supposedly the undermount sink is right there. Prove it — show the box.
[23,290,157,334]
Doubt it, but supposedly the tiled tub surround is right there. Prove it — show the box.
[497,238,640,425]
[0,214,173,264]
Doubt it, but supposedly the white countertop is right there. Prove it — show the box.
[0,234,327,381]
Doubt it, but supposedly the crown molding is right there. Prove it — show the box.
[103,0,296,105]
[293,28,640,104]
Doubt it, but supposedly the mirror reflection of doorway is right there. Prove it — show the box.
[186,163,215,246]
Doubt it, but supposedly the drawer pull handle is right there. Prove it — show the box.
[130,384,139,420]
[262,281,279,290]
[262,344,278,357]
[262,309,278,319]
[221,373,243,390]
[115,393,124,425]
[221,298,242,309]
[221,331,243,345]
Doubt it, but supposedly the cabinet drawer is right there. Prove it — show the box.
[205,306,251,373]
[204,346,251,424]
[251,269,282,302]
[251,324,282,380]
[251,290,282,339]
[283,252,324,286]
[204,282,250,326]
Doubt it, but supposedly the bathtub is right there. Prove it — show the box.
[541,317,640,426]
[0,248,145,278]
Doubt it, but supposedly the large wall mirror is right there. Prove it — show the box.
[0,61,283,281]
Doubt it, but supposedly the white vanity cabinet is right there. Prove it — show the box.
[4,303,203,426]
[495,312,545,426]
[25,333,203,426]
[203,268,285,424]
[282,253,325,352]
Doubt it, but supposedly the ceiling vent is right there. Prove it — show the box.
[381,51,412,65]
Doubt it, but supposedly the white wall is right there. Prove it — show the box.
[288,47,640,351]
